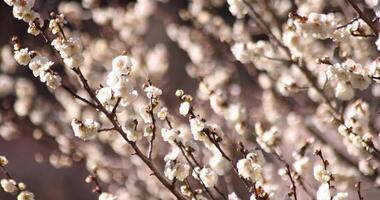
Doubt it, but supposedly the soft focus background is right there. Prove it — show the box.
[0,1,195,199]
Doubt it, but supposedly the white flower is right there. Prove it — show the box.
[14,48,31,65]
[63,54,84,69]
[255,123,279,152]
[350,73,371,90]
[199,167,218,188]
[157,107,168,120]
[0,156,8,166]
[40,72,61,90]
[1,179,17,193]
[17,191,35,200]
[228,192,241,200]
[98,193,117,200]
[112,55,132,74]
[71,118,100,141]
[332,193,348,200]
[227,0,248,19]
[313,165,330,182]
[96,87,115,109]
[59,37,82,58]
[144,85,162,99]
[190,117,205,135]
[316,183,330,200]
[335,82,354,101]
[28,55,53,77]
[236,158,262,181]
[165,161,190,181]
[231,42,250,63]
[293,156,311,174]
[246,151,265,166]
[179,101,190,116]
[161,128,178,144]
[14,0,35,11]
[294,13,337,39]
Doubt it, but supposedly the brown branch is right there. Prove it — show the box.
[356,181,364,200]
[314,149,333,189]
[285,164,298,200]
[345,0,379,36]
[147,95,157,160]
[68,68,187,200]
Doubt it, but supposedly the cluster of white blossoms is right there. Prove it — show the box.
[254,123,280,153]
[227,0,248,19]
[164,150,190,182]
[325,59,371,101]
[0,156,35,200]
[236,151,265,181]
[313,164,331,183]
[13,48,61,90]
[71,118,100,141]
[293,13,338,39]
[197,166,218,188]
[337,100,375,154]
[3,0,44,36]
[316,182,349,200]
[97,55,138,111]
[313,157,349,200]
[52,36,84,69]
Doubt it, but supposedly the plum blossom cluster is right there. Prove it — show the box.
[0,156,35,200]
[13,41,62,90]
[3,0,44,36]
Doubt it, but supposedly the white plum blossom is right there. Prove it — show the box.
[144,85,162,99]
[227,0,248,19]
[313,165,331,182]
[1,179,17,193]
[165,161,190,181]
[112,55,132,74]
[0,156,9,166]
[332,193,349,200]
[98,193,117,200]
[53,36,84,69]
[254,123,279,152]
[335,82,354,101]
[157,107,168,120]
[236,152,264,182]
[179,101,190,116]
[316,183,330,200]
[161,128,178,144]
[71,118,100,141]
[14,48,31,65]
[228,192,241,200]
[17,191,35,200]
[293,13,337,39]
[199,167,218,188]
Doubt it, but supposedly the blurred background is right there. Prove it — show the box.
[0,1,197,199]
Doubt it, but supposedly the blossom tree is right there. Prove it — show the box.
[1,0,380,200]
